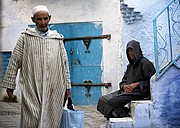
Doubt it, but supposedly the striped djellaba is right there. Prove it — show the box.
[1,27,71,128]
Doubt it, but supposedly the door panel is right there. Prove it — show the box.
[50,22,103,105]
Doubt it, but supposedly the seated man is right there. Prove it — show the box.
[97,40,155,119]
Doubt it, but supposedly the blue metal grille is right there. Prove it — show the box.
[153,0,180,79]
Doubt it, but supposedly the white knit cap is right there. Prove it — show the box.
[32,5,49,16]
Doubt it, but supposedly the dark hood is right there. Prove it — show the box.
[126,40,143,64]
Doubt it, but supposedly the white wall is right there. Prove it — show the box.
[120,0,171,70]
[0,0,123,100]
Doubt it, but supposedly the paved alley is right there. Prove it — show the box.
[0,102,107,128]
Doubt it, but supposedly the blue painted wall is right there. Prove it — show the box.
[151,58,180,128]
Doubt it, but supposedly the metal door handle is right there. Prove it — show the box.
[71,83,111,88]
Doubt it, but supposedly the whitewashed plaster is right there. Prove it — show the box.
[0,0,122,100]
[120,0,171,70]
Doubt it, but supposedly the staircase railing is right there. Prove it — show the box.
[153,0,180,79]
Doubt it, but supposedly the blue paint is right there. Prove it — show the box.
[0,52,12,78]
[49,22,103,105]
[152,58,180,127]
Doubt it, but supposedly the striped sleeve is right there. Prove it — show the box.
[1,34,24,89]
[60,40,71,89]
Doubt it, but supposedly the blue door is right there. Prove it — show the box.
[50,22,103,105]
[0,51,12,81]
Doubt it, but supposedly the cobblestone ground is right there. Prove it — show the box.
[75,105,107,128]
[0,102,21,128]
[0,102,107,128]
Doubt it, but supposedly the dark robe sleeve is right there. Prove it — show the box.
[119,65,129,91]
[138,60,156,92]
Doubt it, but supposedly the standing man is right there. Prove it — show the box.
[97,40,155,119]
[1,5,71,127]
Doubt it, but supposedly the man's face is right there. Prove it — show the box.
[31,11,51,32]
[127,48,135,60]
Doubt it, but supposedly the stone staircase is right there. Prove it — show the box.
[106,58,180,128]
[120,2,143,24]
[106,100,152,128]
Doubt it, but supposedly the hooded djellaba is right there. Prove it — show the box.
[119,40,156,97]
[1,5,71,128]
[97,40,156,119]
[119,40,155,98]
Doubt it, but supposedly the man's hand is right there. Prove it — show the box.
[6,88,14,97]
[66,89,71,97]
[123,85,133,92]
[130,82,139,90]
[123,82,139,92]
